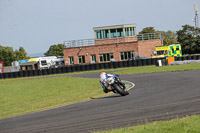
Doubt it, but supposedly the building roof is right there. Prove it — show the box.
[20,61,38,66]
[28,58,39,62]
[93,24,136,31]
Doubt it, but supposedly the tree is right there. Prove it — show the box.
[158,30,178,45]
[0,45,15,66]
[15,47,29,61]
[0,45,29,66]
[44,44,65,56]
[177,25,200,54]
[139,27,156,34]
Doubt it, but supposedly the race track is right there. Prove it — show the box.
[0,70,200,133]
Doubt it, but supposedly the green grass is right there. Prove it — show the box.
[95,115,200,133]
[115,63,200,75]
[0,76,107,119]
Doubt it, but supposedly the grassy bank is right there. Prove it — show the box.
[95,115,200,133]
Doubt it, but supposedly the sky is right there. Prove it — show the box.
[0,0,199,56]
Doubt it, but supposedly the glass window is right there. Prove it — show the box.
[69,56,74,64]
[125,28,129,36]
[90,55,96,63]
[41,60,47,66]
[78,56,85,64]
[96,30,101,39]
[116,28,123,37]
[120,51,134,60]
[99,53,114,62]
[110,29,116,38]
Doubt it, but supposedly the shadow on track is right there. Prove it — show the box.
[90,95,122,100]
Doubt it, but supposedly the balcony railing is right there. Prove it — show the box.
[137,33,162,41]
[64,38,95,48]
[64,33,162,48]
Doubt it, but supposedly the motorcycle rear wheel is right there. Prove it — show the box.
[113,83,127,96]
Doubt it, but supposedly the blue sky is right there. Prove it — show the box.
[0,0,199,55]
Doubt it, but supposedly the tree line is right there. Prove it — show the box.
[1,24,200,66]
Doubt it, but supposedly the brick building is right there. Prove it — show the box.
[63,24,163,65]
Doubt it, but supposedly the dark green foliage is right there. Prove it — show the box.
[44,44,65,56]
[0,45,29,66]
[177,25,200,54]
[139,27,156,34]
[158,30,178,45]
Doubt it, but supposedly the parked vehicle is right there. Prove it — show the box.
[128,56,148,60]
[100,72,129,96]
[152,44,182,58]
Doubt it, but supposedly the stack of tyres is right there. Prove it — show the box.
[71,66,75,72]
[0,73,3,79]
[85,64,90,71]
[65,66,71,73]
[47,69,52,75]
[132,60,137,66]
[23,71,28,77]
[80,65,85,71]
[94,63,99,70]
[137,60,142,66]
[197,55,200,60]
[42,69,48,75]
[61,67,66,73]
[89,64,95,70]
[4,73,9,79]
[28,70,33,77]
[99,63,104,69]
[38,70,43,76]
[147,59,151,65]
[127,60,132,67]
[186,55,191,60]
[118,61,123,68]
[108,62,114,68]
[57,67,62,74]
[113,62,119,68]
[141,59,147,66]
[104,63,109,69]
[191,55,197,60]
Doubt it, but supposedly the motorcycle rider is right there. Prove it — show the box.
[99,72,112,93]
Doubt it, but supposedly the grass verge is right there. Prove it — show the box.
[95,115,200,133]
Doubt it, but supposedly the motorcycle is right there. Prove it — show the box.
[100,73,129,96]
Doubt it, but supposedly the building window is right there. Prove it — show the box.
[110,29,117,38]
[96,30,102,39]
[78,56,85,64]
[120,51,134,60]
[90,54,96,63]
[116,28,123,37]
[69,56,74,64]
[96,30,109,39]
[99,53,114,62]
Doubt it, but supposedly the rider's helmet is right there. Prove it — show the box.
[100,72,106,79]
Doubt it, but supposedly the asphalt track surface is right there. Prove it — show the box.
[1,70,200,133]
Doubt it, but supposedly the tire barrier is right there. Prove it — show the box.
[1,55,200,79]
